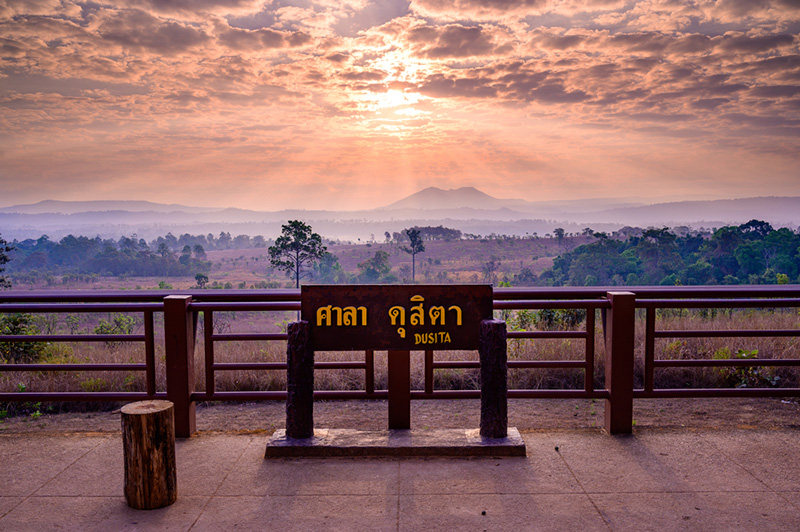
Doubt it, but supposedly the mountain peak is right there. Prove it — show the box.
[382,186,521,211]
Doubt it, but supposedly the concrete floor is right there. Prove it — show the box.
[2,427,800,531]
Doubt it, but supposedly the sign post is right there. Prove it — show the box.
[302,284,493,430]
[269,284,525,456]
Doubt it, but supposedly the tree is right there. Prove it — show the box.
[400,228,425,283]
[268,220,327,288]
[195,273,208,288]
[313,252,346,284]
[553,227,566,250]
[358,250,393,282]
[0,233,12,289]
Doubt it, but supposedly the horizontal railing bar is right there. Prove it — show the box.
[193,391,287,401]
[508,360,587,369]
[507,331,588,339]
[193,390,389,401]
[211,361,367,371]
[429,360,586,369]
[494,286,800,299]
[314,390,387,399]
[315,361,367,370]
[411,390,480,399]
[0,392,164,402]
[0,289,301,302]
[654,330,800,338]
[3,286,799,304]
[653,358,800,368]
[508,389,610,399]
[183,290,300,302]
[0,334,145,342]
[494,300,609,309]
[211,333,288,341]
[637,298,800,309]
[432,361,479,369]
[0,363,145,372]
[634,388,800,398]
[190,302,300,311]
[0,303,163,313]
[213,362,286,371]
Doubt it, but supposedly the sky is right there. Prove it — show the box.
[1,0,799,212]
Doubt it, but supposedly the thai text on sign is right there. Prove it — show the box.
[301,285,493,351]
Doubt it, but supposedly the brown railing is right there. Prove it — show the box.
[0,299,161,402]
[2,286,800,435]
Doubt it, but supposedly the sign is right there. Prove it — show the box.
[301,285,493,351]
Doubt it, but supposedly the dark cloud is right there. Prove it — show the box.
[217,25,312,50]
[122,0,262,15]
[410,0,625,20]
[97,10,210,54]
[718,33,795,54]
[326,52,349,63]
[750,85,800,98]
[528,83,589,103]
[417,73,500,98]
[407,23,510,58]
[721,112,800,128]
[341,70,388,81]
[691,98,730,110]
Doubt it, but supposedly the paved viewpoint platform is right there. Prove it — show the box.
[2,427,800,531]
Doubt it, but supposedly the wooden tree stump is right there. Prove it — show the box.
[121,400,177,509]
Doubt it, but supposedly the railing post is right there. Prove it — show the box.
[604,291,635,435]
[286,321,314,438]
[480,319,507,438]
[388,350,411,430]
[164,295,196,437]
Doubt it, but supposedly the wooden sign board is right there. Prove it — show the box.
[301,285,493,351]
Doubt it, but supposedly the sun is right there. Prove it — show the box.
[370,89,423,111]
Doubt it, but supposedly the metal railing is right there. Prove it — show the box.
[2,286,800,435]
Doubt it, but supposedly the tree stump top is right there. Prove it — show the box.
[121,400,174,416]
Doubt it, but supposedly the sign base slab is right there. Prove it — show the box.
[265,427,526,457]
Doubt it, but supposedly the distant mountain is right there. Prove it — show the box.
[381,187,532,211]
[380,186,648,215]
[585,197,800,227]
[0,200,220,215]
[0,193,797,243]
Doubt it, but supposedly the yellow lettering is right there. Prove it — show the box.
[448,305,462,326]
[398,327,406,338]
[429,306,445,325]
[389,306,405,326]
[410,295,425,326]
[316,305,333,326]
[414,333,422,344]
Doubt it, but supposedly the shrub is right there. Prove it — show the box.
[94,313,136,347]
[0,313,46,363]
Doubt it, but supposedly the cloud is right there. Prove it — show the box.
[94,9,211,54]
[406,23,514,58]
[0,0,799,209]
[410,0,627,21]
[216,23,313,50]
[116,0,266,17]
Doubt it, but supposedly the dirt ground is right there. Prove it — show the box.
[2,397,800,435]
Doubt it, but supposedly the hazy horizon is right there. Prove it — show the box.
[0,186,746,213]
[2,1,799,211]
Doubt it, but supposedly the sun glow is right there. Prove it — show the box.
[369,89,424,111]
